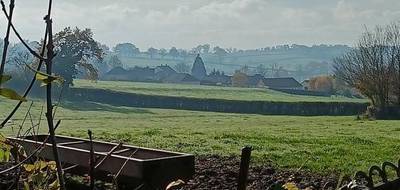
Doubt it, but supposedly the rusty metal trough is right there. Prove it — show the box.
[8,135,195,188]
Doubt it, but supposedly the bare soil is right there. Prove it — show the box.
[181,155,338,190]
[0,155,339,190]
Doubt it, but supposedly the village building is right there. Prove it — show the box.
[162,73,200,85]
[154,65,177,81]
[262,77,303,90]
[201,70,231,86]
[102,66,155,82]
[247,74,265,88]
[191,54,207,80]
[301,79,310,90]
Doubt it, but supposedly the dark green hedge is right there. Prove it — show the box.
[69,88,368,116]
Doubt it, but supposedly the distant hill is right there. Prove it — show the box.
[117,44,351,81]
[1,40,351,82]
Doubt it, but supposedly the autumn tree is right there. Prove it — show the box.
[308,76,334,94]
[53,27,103,86]
[232,71,249,87]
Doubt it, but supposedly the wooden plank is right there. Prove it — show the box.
[58,141,85,146]
[112,148,131,155]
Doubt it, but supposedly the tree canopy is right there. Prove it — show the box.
[53,27,103,86]
[113,43,140,57]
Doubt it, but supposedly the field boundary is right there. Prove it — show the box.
[69,88,369,116]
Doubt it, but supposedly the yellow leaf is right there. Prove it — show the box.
[23,164,35,172]
[0,134,7,142]
[34,160,48,170]
[0,88,27,101]
[47,161,57,170]
[49,179,60,190]
[0,75,11,84]
[26,64,64,86]
[35,73,64,87]
[283,182,300,190]
[23,181,30,190]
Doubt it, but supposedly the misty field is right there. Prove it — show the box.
[1,98,399,175]
[74,79,368,103]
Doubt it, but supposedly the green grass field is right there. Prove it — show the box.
[74,79,368,103]
[1,97,399,175]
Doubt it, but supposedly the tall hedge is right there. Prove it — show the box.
[69,88,368,116]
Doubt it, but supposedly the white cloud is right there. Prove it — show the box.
[0,0,400,49]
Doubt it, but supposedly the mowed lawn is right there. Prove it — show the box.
[74,79,368,103]
[1,98,399,175]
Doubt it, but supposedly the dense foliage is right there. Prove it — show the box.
[53,27,103,86]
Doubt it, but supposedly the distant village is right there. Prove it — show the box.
[100,54,329,96]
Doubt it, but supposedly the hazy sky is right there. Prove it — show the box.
[1,0,400,49]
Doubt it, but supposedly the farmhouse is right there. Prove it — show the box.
[301,79,310,90]
[248,74,265,88]
[263,77,303,90]
[201,72,231,86]
[102,66,156,82]
[162,73,200,85]
[155,65,177,80]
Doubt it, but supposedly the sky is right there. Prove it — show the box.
[1,0,400,50]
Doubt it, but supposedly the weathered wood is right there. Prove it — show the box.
[58,141,85,146]
[8,135,195,188]
[88,130,95,190]
[237,146,252,190]
[95,142,122,169]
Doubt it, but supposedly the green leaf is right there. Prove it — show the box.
[0,149,4,162]
[0,88,27,101]
[4,149,10,162]
[0,75,11,85]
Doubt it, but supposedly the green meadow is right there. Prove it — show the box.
[74,79,368,103]
[1,97,398,175]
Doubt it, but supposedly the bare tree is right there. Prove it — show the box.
[334,22,400,111]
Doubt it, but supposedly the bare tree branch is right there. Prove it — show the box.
[0,0,15,85]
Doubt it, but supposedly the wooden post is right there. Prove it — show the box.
[237,146,252,190]
[88,130,95,190]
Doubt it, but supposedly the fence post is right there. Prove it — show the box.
[237,146,252,190]
[88,130,95,190]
